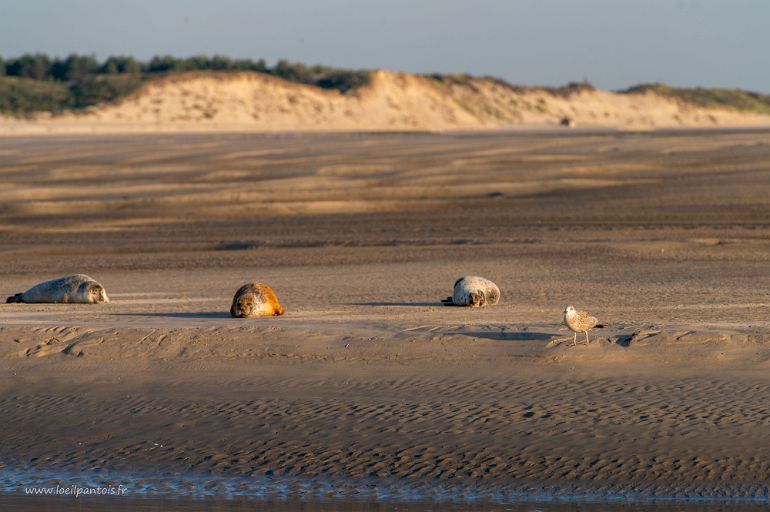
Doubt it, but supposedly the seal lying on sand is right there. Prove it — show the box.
[6,274,109,304]
[441,276,500,307]
[230,282,285,318]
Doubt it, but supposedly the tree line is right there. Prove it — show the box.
[0,53,369,91]
[0,53,371,116]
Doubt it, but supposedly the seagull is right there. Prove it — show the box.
[564,305,604,346]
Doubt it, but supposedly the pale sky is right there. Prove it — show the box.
[2,0,768,92]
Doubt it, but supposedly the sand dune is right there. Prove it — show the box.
[2,71,770,135]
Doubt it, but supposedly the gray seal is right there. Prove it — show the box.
[6,274,109,304]
[441,276,500,307]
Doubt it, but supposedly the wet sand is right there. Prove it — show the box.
[1,129,769,505]
[4,496,769,512]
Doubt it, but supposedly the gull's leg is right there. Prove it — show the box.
[584,331,590,345]
[570,332,577,346]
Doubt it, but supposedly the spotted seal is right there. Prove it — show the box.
[6,274,109,304]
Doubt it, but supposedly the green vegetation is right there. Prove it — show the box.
[271,60,371,92]
[0,77,72,115]
[551,80,596,97]
[427,74,599,100]
[624,83,770,116]
[0,53,371,116]
[0,73,149,116]
[69,74,148,109]
[425,73,476,86]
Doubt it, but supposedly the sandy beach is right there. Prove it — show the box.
[1,129,770,506]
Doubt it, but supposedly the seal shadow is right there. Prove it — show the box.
[351,302,443,307]
[112,312,232,319]
[455,331,555,341]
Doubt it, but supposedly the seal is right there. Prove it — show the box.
[230,282,285,318]
[6,274,109,304]
[441,276,500,307]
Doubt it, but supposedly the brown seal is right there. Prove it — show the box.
[230,282,285,318]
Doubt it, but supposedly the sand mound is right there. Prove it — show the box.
[2,70,770,134]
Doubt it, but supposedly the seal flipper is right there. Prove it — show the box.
[441,296,455,306]
[6,293,23,303]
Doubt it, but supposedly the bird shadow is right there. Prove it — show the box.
[112,312,231,319]
[454,331,555,341]
[615,334,633,347]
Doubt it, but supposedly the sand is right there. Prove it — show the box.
[1,130,770,504]
[1,71,770,135]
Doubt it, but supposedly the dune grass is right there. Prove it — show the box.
[625,83,770,116]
